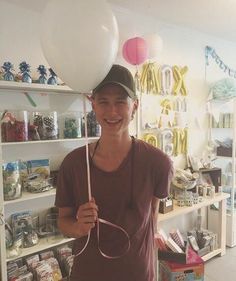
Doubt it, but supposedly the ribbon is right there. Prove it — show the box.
[75,95,130,259]
[205,46,236,78]
[23,92,37,107]
[134,70,141,92]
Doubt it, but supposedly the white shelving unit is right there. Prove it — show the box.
[207,98,236,247]
[0,81,97,281]
[158,193,229,261]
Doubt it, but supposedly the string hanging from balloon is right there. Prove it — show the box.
[122,37,148,92]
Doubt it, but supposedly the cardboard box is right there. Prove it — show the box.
[158,250,187,264]
[158,243,189,264]
[159,248,204,281]
[159,198,174,214]
[216,146,232,157]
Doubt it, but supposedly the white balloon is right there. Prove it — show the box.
[40,0,119,93]
[144,34,163,60]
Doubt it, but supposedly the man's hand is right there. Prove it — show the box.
[76,197,99,237]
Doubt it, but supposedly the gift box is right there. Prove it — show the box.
[159,248,204,281]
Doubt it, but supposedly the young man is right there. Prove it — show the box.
[55,64,173,281]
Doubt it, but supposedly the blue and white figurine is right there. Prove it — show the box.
[2,62,14,81]
[47,68,58,85]
[19,61,32,83]
[37,65,47,84]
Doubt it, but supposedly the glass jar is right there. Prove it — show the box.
[46,213,63,243]
[32,111,59,140]
[63,112,82,139]
[3,160,22,201]
[1,110,28,142]
[81,110,101,137]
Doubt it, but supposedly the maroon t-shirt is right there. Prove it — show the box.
[55,138,173,281]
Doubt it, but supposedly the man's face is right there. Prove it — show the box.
[91,84,138,136]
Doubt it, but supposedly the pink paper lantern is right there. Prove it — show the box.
[122,37,148,65]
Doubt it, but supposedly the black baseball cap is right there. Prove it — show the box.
[92,64,137,99]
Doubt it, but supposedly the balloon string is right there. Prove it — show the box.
[83,94,92,201]
[75,94,91,257]
[75,94,130,258]
[97,218,130,259]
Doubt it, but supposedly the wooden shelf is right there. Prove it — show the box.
[202,248,222,261]
[158,193,230,222]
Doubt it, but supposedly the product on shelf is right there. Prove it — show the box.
[63,112,82,139]
[1,110,28,142]
[32,111,59,140]
[3,160,22,201]
[45,213,63,244]
[11,211,39,249]
[20,159,53,193]
[159,249,204,281]
[81,110,101,137]
[7,260,33,281]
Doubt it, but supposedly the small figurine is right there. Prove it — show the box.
[37,65,47,84]
[47,68,58,85]
[2,62,15,81]
[19,61,32,83]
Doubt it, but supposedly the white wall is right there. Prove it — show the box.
[1,1,235,165]
[1,1,235,231]
[112,5,236,168]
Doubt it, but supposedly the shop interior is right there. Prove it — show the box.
[1,1,236,280]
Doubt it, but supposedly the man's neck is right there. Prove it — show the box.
[97,134,132,158]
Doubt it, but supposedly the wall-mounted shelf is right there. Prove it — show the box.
[0,80,80,95]
[6,237,75,263]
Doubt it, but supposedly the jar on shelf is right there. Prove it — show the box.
[1,110,28,142]
[32,111,59,140]
[46,213,63,243]
[3,160,22,201]
[63,112,82,139]
[81,110,101,137]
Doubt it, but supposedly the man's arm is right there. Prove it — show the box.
[152,197,160,234]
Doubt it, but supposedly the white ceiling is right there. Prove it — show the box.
[4,0,236,42]
[110,0,236,42]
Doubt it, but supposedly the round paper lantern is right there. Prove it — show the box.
[40,0,119,93]
[122,37,148,65]
[144,34,163,60]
